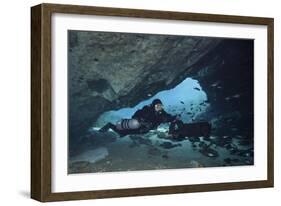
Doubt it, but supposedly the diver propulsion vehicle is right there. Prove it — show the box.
[168,120,219,158]
[168,120,212,139]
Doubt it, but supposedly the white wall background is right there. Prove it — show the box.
[0,0,279,205]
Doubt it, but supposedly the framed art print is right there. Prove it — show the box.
[31,3,274,202]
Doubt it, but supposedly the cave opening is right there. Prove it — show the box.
[94,77,209,129]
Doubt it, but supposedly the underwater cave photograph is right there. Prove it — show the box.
[67,30,254,174]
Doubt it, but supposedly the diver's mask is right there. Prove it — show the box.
[154,103,163,114]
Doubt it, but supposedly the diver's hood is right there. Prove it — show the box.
[152,99,163,107]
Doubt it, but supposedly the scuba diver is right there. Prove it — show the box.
[99,99,180,137]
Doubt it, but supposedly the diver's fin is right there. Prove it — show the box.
[99,123,112,132]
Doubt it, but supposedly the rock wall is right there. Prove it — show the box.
[190,39,254,138]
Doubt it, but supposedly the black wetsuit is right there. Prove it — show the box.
[132,105,176,132]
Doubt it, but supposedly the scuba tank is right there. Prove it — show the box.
[116,118,141,130]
